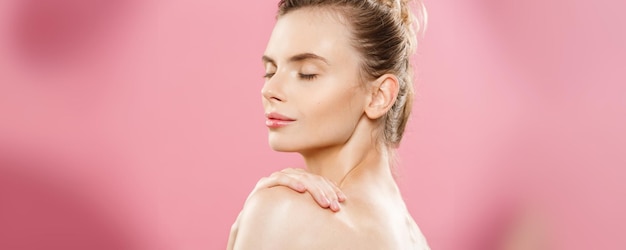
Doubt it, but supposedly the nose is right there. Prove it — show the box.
[261,73,286,102]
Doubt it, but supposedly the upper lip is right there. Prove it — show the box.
[266,112,296,121]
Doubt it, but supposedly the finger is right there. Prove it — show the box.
[279,167,305,174]
[326,179,347,202]
[336,191,347,202]
[332,182,347,202]
[319,178,342,212]
[312,176,340,210]
[277,168,342,211]
[310,185,331,208]
[281,171,332,209]
[329,199,340,212]
[263,173,306,192]
[279,168,321,194]
[293,171,341,210]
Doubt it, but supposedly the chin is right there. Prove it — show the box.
[268,142,299,152]
[268,134,306,153]
[267,135,299,152]
[269,145,292,152]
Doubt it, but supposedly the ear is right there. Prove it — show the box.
[364,74,399,120]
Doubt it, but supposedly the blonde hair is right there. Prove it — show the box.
[278,0,427,148]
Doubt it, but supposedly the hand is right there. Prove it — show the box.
[250,168,347,212]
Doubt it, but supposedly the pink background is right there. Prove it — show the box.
[1,0,625,249]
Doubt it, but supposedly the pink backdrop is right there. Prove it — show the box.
[1,0,624,249]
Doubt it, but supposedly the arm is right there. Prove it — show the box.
[226,211,242,250]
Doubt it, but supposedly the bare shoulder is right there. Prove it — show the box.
[231,186,367,250]
[230,185,431,250]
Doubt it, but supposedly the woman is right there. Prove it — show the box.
[228,0,429,249]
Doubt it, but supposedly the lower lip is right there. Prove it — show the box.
[266,119,294,128]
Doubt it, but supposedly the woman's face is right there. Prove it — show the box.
[262,8,368,153]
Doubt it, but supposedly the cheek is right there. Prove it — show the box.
[303,90,364,138]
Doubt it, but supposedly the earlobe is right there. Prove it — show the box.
[364,74,399,120]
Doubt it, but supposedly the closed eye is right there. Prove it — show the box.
[299,73,317,80]
[263,72,275,79]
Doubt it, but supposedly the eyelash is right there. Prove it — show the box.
[262,73,318,80]
[299,73,317,80]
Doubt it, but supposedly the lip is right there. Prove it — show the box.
[265,112,296,128]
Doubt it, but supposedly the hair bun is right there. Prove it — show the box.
[375,0,427,37]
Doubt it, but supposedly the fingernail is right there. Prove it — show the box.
[331,200,340,211]
[324,197,331,207]
[338,193,347,201]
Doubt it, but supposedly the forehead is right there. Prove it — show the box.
[264,8,357,63]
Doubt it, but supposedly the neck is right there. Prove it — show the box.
[299,118,394,187]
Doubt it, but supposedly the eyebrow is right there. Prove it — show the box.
[262,53,330,66]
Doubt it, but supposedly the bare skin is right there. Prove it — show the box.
[228,151,428,249]
[228,7,429,250]
[227,168,345,250]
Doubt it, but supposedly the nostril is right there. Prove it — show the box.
[262,88,284,102]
